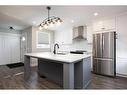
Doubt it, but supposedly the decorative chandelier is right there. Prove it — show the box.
[39,6,63,30]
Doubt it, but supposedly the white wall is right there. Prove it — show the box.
[21,26,54,53]
[0,28,21,34]
[20,27,32,62]
[116,13,127,77]
[57,39,92,52]
[55,27,73,45]
[21,26,32,53]
[31,26,54,53]
[21,26,54,66]
[54,25,92,52]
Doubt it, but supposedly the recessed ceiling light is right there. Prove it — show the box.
[32,21,36,24]
[71,20,74,23]
[94,12,98,16]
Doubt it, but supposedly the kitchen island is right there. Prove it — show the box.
[24,52,91,89]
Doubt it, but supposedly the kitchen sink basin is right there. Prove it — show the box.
[56,53,67,55]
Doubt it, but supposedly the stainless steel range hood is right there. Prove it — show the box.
[72,26,87,40]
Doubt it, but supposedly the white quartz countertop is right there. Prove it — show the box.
[25,52,91,63]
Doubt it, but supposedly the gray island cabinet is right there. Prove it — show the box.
[24,52,91,89]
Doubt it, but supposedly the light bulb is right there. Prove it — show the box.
[50,22,54,27]
[39,25,42,30]
[22,37,25,41]
[94,12,98,16]
[44,24,48,29]
[56,20,61,26]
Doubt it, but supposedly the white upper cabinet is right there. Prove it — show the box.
[93,17,116,32]
[87,25,93,44]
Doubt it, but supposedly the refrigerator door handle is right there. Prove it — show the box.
[102,34,104,57]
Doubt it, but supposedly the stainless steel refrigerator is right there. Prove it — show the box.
[93,32,116,76]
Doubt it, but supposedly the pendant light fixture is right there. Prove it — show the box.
[39,6,63,30]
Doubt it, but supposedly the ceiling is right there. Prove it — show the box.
[0,6,127,31]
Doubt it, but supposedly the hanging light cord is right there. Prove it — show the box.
[47,7,50,20]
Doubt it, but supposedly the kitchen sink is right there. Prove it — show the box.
[56,53,67,55]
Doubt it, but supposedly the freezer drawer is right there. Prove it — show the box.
[93,58,115,76]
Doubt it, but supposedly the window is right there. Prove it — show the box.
[36,31,50,48]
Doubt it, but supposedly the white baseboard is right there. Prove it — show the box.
[116,73,127,78]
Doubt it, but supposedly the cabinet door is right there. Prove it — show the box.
[87,25,93,43]
[103,18,116,30]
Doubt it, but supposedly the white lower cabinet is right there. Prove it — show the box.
[87,25,93,43]
[0,34,20,65]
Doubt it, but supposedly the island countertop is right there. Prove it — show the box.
[25,52,91,63]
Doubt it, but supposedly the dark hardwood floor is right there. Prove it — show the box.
[87,74,127,89]
[0,65,127,89]
[0,65,61,89]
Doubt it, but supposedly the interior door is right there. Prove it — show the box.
[93,33,103,58]
[10,36,20,63]
[102,32,115,59]
[4,36,11,64]
[0,35,5,65]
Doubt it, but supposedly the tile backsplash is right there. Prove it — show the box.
[58,39,92,52]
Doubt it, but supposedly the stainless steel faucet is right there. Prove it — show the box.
[53,43,59,54]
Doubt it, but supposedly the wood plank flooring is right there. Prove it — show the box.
[0,66,61,89]
[87,74,127,89]
[0,65,127,89]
